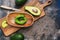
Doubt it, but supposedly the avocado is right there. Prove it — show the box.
[15,0,27,6]
[2,20,8,28]
[25,6,41,16]
[10,33,24,40]
[15,14,27,25]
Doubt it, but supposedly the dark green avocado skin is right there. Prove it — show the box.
[10,33,24,40]
[15,0,27,6]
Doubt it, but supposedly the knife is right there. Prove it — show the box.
[0,5,20,11]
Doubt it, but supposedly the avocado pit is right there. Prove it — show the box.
[32,8,38,13]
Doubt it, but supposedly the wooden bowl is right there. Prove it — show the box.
[6,11,34,27]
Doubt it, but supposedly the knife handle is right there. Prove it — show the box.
[0,5,20,11]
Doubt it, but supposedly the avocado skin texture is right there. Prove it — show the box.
[25,6,41,16]
[10,33,24,40]
[15,14,27,25]
[15,0,27,6]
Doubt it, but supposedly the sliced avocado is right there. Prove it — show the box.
[25,6,41,16]
[2,20,8,28]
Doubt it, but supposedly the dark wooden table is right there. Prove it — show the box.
[0,0,58,40]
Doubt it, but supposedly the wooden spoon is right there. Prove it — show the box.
[6,11,34,27]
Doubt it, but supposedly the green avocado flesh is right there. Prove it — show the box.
[15,0,27,6]
[25,6,41,16]
[15,14,27,25]
[10,33,24,40]
[2,20,8,28]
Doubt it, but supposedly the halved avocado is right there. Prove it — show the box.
[15,14,27,25]
[25,6,41,16]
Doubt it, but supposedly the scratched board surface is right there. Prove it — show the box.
[0,0,59,40]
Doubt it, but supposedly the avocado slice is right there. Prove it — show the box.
[2,20,8,28]
[25,6,41,16]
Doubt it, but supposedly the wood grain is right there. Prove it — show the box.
[0,0,52,36]
[0,0,41,36]
[0,17,20,36]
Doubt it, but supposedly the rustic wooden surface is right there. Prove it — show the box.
[0,0,58,40]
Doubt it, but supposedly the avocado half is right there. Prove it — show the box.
[15,14,27,25]
[25,6,41,16]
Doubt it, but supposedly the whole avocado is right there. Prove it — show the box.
[10,33,24,40]
[15,0,27,6]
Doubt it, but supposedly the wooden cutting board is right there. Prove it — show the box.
[0,0,52,36]
[0,0,40,36]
